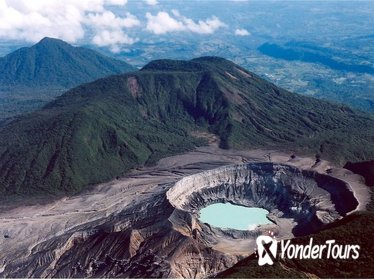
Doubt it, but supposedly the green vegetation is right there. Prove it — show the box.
[218,155,374,278]
[1,56,374,196]
[218,211,374,278]
[0,37,135,120]
[0,37,135,88]
[257,41,374,112]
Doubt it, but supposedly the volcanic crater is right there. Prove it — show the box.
[0,148,368,278]
[166,162,359,258]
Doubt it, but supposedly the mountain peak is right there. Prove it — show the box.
[141,56,237,73]
[0,38,135,89]
[1,57,374,196]
[191,56,231,64]
[37,37,70,47]
[141,59,204,72]
[39,37,63,42]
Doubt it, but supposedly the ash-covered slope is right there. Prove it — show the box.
[218,211,374,279]
[1,57,374,196]
[345,160,374,186]
[0,162,362,278]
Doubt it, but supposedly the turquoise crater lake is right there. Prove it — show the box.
[199,203,272,230]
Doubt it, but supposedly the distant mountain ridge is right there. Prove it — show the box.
[258,42,374,75]
[0,37,135,88]
[1,57,374,196]
[0,37,135,120]
[257,42,374,112]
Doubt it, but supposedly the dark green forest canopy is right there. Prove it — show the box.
[0,37,135,89]
[1,57,374,196]
[0,37,135,121]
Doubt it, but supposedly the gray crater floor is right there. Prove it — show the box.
[167,162,359,258]
[0,145,370,278]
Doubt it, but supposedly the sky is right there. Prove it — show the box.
[0,0,250,53]
[0,0,372,71]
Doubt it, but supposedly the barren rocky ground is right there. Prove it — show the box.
[0,142,369,278]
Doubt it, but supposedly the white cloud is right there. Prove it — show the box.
[0,0,137,51]
[106,0,127,5]
[0,1,228,52]
[171,9,180,17]
[235,28,250,36]
[92,30,137,52]
[88,11,140,51]
[146,10,226,35]
[145,12,184,34]
[87,11,140,29]
[185,17,225,34]
[144,0,158,6]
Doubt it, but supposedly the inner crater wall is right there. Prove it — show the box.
[167,163,358,235]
